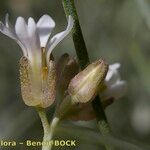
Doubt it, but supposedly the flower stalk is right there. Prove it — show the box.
[62,0,113,150]
[37,108,59,150]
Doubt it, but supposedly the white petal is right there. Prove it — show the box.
[6,14,27,55]
[27,18,43,95]
[105,63,121,86]
[15,17,31,52]
[109,63,120,70]
[101,80,127,100]
[15,39,28,56]
[5,13,10,28]
[105,69,120,86]
[0,21,16,40]
[37,14,55,47]
[0,17,27,56]
[27,18,42,85]
[27,17,41,63]
[46,15,74,63]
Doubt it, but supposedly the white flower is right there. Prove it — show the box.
[0,14,73,65]
[101,63,127,100]
[0,14,74,108]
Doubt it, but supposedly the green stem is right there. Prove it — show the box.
[37,108,59,150]
[62,0,89,69]
[93,96,113,150]
[62,0,113,150]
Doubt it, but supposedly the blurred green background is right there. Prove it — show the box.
[0,0,150,149]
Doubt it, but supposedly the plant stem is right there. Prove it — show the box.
[62,0,90,69]
[48,117,60,150]
[62,0,113,149]
[93,96,113,150]
[37,108,59,150]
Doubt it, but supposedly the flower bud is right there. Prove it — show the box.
[19,56,56,108]
[68,59,108,104]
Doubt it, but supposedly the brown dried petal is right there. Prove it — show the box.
[57,54,79,98]
[56,53,70,80]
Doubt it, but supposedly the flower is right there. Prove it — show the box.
[101,63,127,100]
[67,62,127,121]
[0,14,74,108]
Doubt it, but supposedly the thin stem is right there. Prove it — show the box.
[48,117,60,150]
[93,96,113,150]
[62,0,113,150]
[37,108,59,150]
[62,0,90,69]
[37,108,50,135]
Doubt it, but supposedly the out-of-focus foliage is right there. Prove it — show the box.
[0,0,150,150]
